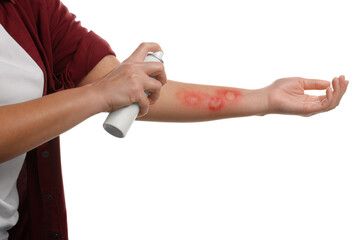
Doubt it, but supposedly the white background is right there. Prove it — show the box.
[60,0,359,239]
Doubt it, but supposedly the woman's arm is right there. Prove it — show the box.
[1,42,348,163]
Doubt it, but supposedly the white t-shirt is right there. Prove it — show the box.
[0,24,44,240]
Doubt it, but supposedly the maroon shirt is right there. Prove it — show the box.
[0,0,115,238]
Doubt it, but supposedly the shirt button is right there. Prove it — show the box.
[45,194,53,201]
[42,151,49,158]
[52,232,61,239]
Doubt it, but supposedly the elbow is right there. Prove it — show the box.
[0,155,11,165]
[0,142,7,164]
[0,152,25,165]
[0,150,12,164]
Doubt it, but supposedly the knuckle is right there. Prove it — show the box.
[153,42,161,49]
[139,42,147,47]
[129,72,139,80]
[140,42,151,49]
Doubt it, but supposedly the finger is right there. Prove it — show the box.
[141,62,167,86]
[152,70,167,86]
[302,78,331,90]
[331,77,342,108]
[335,75,349,107]
[332,77,340,93]
[142,75,163,91]
[337,75,346,103]
[338,75,349,94]
[147,90,161,105]
[345,80,349,92]
[142,75,163,103]
[126,42,162,62]
[145,86,161,105]
[339,75,346,88]
[321,86,334,110]
[137,92,151,118]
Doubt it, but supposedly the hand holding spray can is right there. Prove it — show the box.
[103,51,164,138]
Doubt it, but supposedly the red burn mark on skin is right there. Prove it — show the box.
[208,97,224,111]
[176,88,241,111]
[215,89,241,101]
[176,91,206,107]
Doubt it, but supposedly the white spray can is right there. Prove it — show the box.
[103,51,164,138]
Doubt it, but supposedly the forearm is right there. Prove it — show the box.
[141,80,269,122]
[0,85,102,163]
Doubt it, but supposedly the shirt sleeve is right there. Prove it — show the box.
[47,0,116,89]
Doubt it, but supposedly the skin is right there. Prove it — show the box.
[0,42,349,163]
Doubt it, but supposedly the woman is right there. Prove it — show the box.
[0,0,348,239]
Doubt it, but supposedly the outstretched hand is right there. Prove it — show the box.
[266,75,348,116]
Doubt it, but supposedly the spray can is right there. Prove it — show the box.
[103,51,164,138]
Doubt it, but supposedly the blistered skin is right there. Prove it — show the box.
[176,89,241,111]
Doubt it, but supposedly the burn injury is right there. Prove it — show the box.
[176,88,241,111]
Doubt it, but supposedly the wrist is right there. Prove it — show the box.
[80,83,108,114]
[244,88,270,116]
